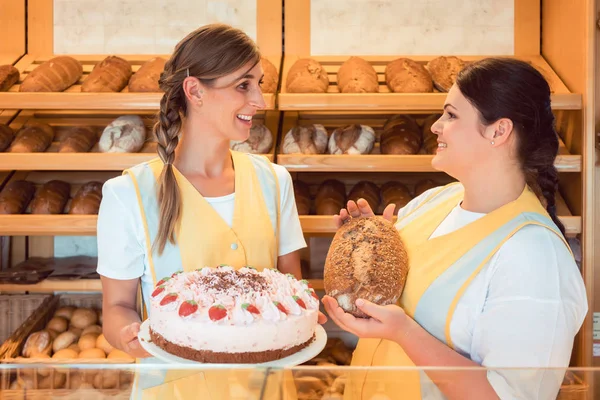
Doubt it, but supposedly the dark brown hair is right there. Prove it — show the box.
[153,24,261,254]
[455,57,566,236]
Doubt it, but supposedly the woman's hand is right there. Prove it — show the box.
[322,295,409,343]
[334,198,396,229]
[120,322,152,358]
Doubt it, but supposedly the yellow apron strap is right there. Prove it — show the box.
[262,156,281,265]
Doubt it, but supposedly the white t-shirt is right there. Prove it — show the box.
[397,188,588,400]
[96,163,307,282]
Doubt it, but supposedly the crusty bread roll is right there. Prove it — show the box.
[107,349,134,360]
[9,122,55,153]
[81,56,132,92]
[52,348,79,359]
[30,180,71,214]
[293,180,311,215]
[380,115,422,155]
[426,56,466,92]
[324,216,408,318]
[53,331,78,353]
[69,182,103,215]
[260,58,278,93]
[98,115,146,153]
[82,324,102,337]
[96,334,114,355]
[282,124,328,154]
[0,65,19,91]
[348,181,380,212]
[54,306,76,320]
[315,179,346,216]
[230,122,273,154]
[328,124,375,155]
[385,58,433,93]
[414,179,439,197]
[380,181,412,215]
[78,334,98,351]
[286,58,329,93]
[128,57,166,92]
[46,317,68,333]
[337,57,379,93]
[421,114,441,155]
[58,126,97,153]
[19,56,82,92]
[0,180,35,214]
[0,124,14,151]
[78,348,106,359]
[22,330,53,357]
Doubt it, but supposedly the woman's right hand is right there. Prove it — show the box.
[333,198,396,229]
[119,322,151,358]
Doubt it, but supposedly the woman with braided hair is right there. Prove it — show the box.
[96,24,318,398]
[324,58,588,400]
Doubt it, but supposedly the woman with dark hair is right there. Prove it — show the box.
[323,58,588,400]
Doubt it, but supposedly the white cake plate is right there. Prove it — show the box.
[138,319,327,367]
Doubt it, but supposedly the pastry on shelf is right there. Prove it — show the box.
[380,114,422,155]
[348,181,380,212]
[30,180,71,214]
[414,179,439,197]
[0,124,14,151]
[426,56,466,92]
[8,122,55,153]
[380,181,412,215]
[58,126,97,153]
[421,114,441,154]
[230,122,273,154]
[286,58,329,93]
[336,56,378,93]
[315,179,346,215]
[0,180,35,214]
[328,124,375,155]
[260,58,278,93]
[128,57,166,92]
[385,58,433,93]
[294,180,312,215]
[0,65,19,91]
[68,182,103,215]
[98,115,146,153]
[282,124,328,154]
[19,56,83,92]
[81,56,132,93]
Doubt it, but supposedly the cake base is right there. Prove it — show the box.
[149,327,315,364]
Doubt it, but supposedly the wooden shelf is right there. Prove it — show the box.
[0,279,102,293]
[278,55,582,111]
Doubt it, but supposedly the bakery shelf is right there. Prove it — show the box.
[278,55,582,111]
[0,279,102,293]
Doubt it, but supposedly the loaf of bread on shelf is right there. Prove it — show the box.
[30,180,71,214]
[128,57,166,92]
[348,181,380,213]
[260,58,278,93]
[19,56,83,92]
[315,179,346,215]
[0,124,14,151]
[426,56,466,92]
[385,58,433,93]
[82,56,132,92]
[282,124,328,154]
[328,124,375,155]
[69,182,103,215]
[324,216,408,318]
[0,65,20,91]
[421,114,441,154]
[58,126,98,153]
[0,180,36,214]
[294,180,312,215]
[380,181,412,215]
[9,122,55,153]
[414,179,439,196]
[380,114,422,155]
[98,115,146,153]
[337,57,379,93]
[230,122,273,154]
[286,58,329,93]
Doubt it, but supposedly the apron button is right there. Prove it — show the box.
[231,243,238,250]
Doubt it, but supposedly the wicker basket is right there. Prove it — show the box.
[557,371,588,400]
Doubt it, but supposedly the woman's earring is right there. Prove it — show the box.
[491,141,495,145]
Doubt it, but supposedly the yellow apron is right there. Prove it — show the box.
[345,183,571,400]
[123,151,295,399]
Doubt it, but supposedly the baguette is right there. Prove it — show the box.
[58,126,97,153]
[0,124,14,151]
[9,122,54,153]
[0,180,36,214]
[81,56,132,93]
[30,180,71,214]
[69,182,103,215]
[128,57,166,92]
[0,65,20,91]
[19,56,82,92]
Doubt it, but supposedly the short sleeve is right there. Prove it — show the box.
[272,164,307,256]
[96,175,146,280]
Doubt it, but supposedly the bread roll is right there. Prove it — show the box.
[98,115,146,153]
[380,115,421,155]
[414,179,438,197]
[385,58,433,93]
[128,57,166,92]
[30,180,71,214]
[260,58,278,93]
[380,182,412,215]
[78,334,99,351]
[22,330,52,357]
[230,122,273,154]
[337,57,379,93]
[52,348,79,359]
[19,56,82,92]
[69,182,103,215]
[9,122,54,152]
[0,124,14,152]
[421,114,441,155]
[0,180,35,214]
[107,349,135,360]
[324,216,408,318]
[38,373,66,389]
[0,65,19,91]
[96,334,114,355]
[55,306,76,320]
[348,181,380,212]
[68,343,80,352]
[293,180,311,215]
[70,308,98,328]
[426,56,466,92]
[58,126,97,153]
[282,124,328,154]
[82,324,102,336]
[53,331,78,352]
[328,124,375,155]
[78,348,106,359]
[315,179,346,216]
[46,316,68,333]
[286,58,329,93]
[81,56,132,92]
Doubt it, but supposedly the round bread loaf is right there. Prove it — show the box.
[315,179,346,215]
[286,58,329,93]
[348,181,380,212]
[230,122,273,154]
[426,56,466,92]
[385,58,433,93]
[328,124,375,155]
[324,216,408,318]
[282,124,328,154]
[421,114,441,155]
[294,180,312,215]
[414,179,439,196]
[260,58,278,93]
[380,181,412,214]
[380,115,422,155]
[337,57,379,93]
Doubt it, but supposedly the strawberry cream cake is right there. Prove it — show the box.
[148,265,320,363]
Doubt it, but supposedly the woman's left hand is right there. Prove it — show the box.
[322,295,409,342]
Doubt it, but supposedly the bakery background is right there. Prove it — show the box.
[0,0,596,398]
